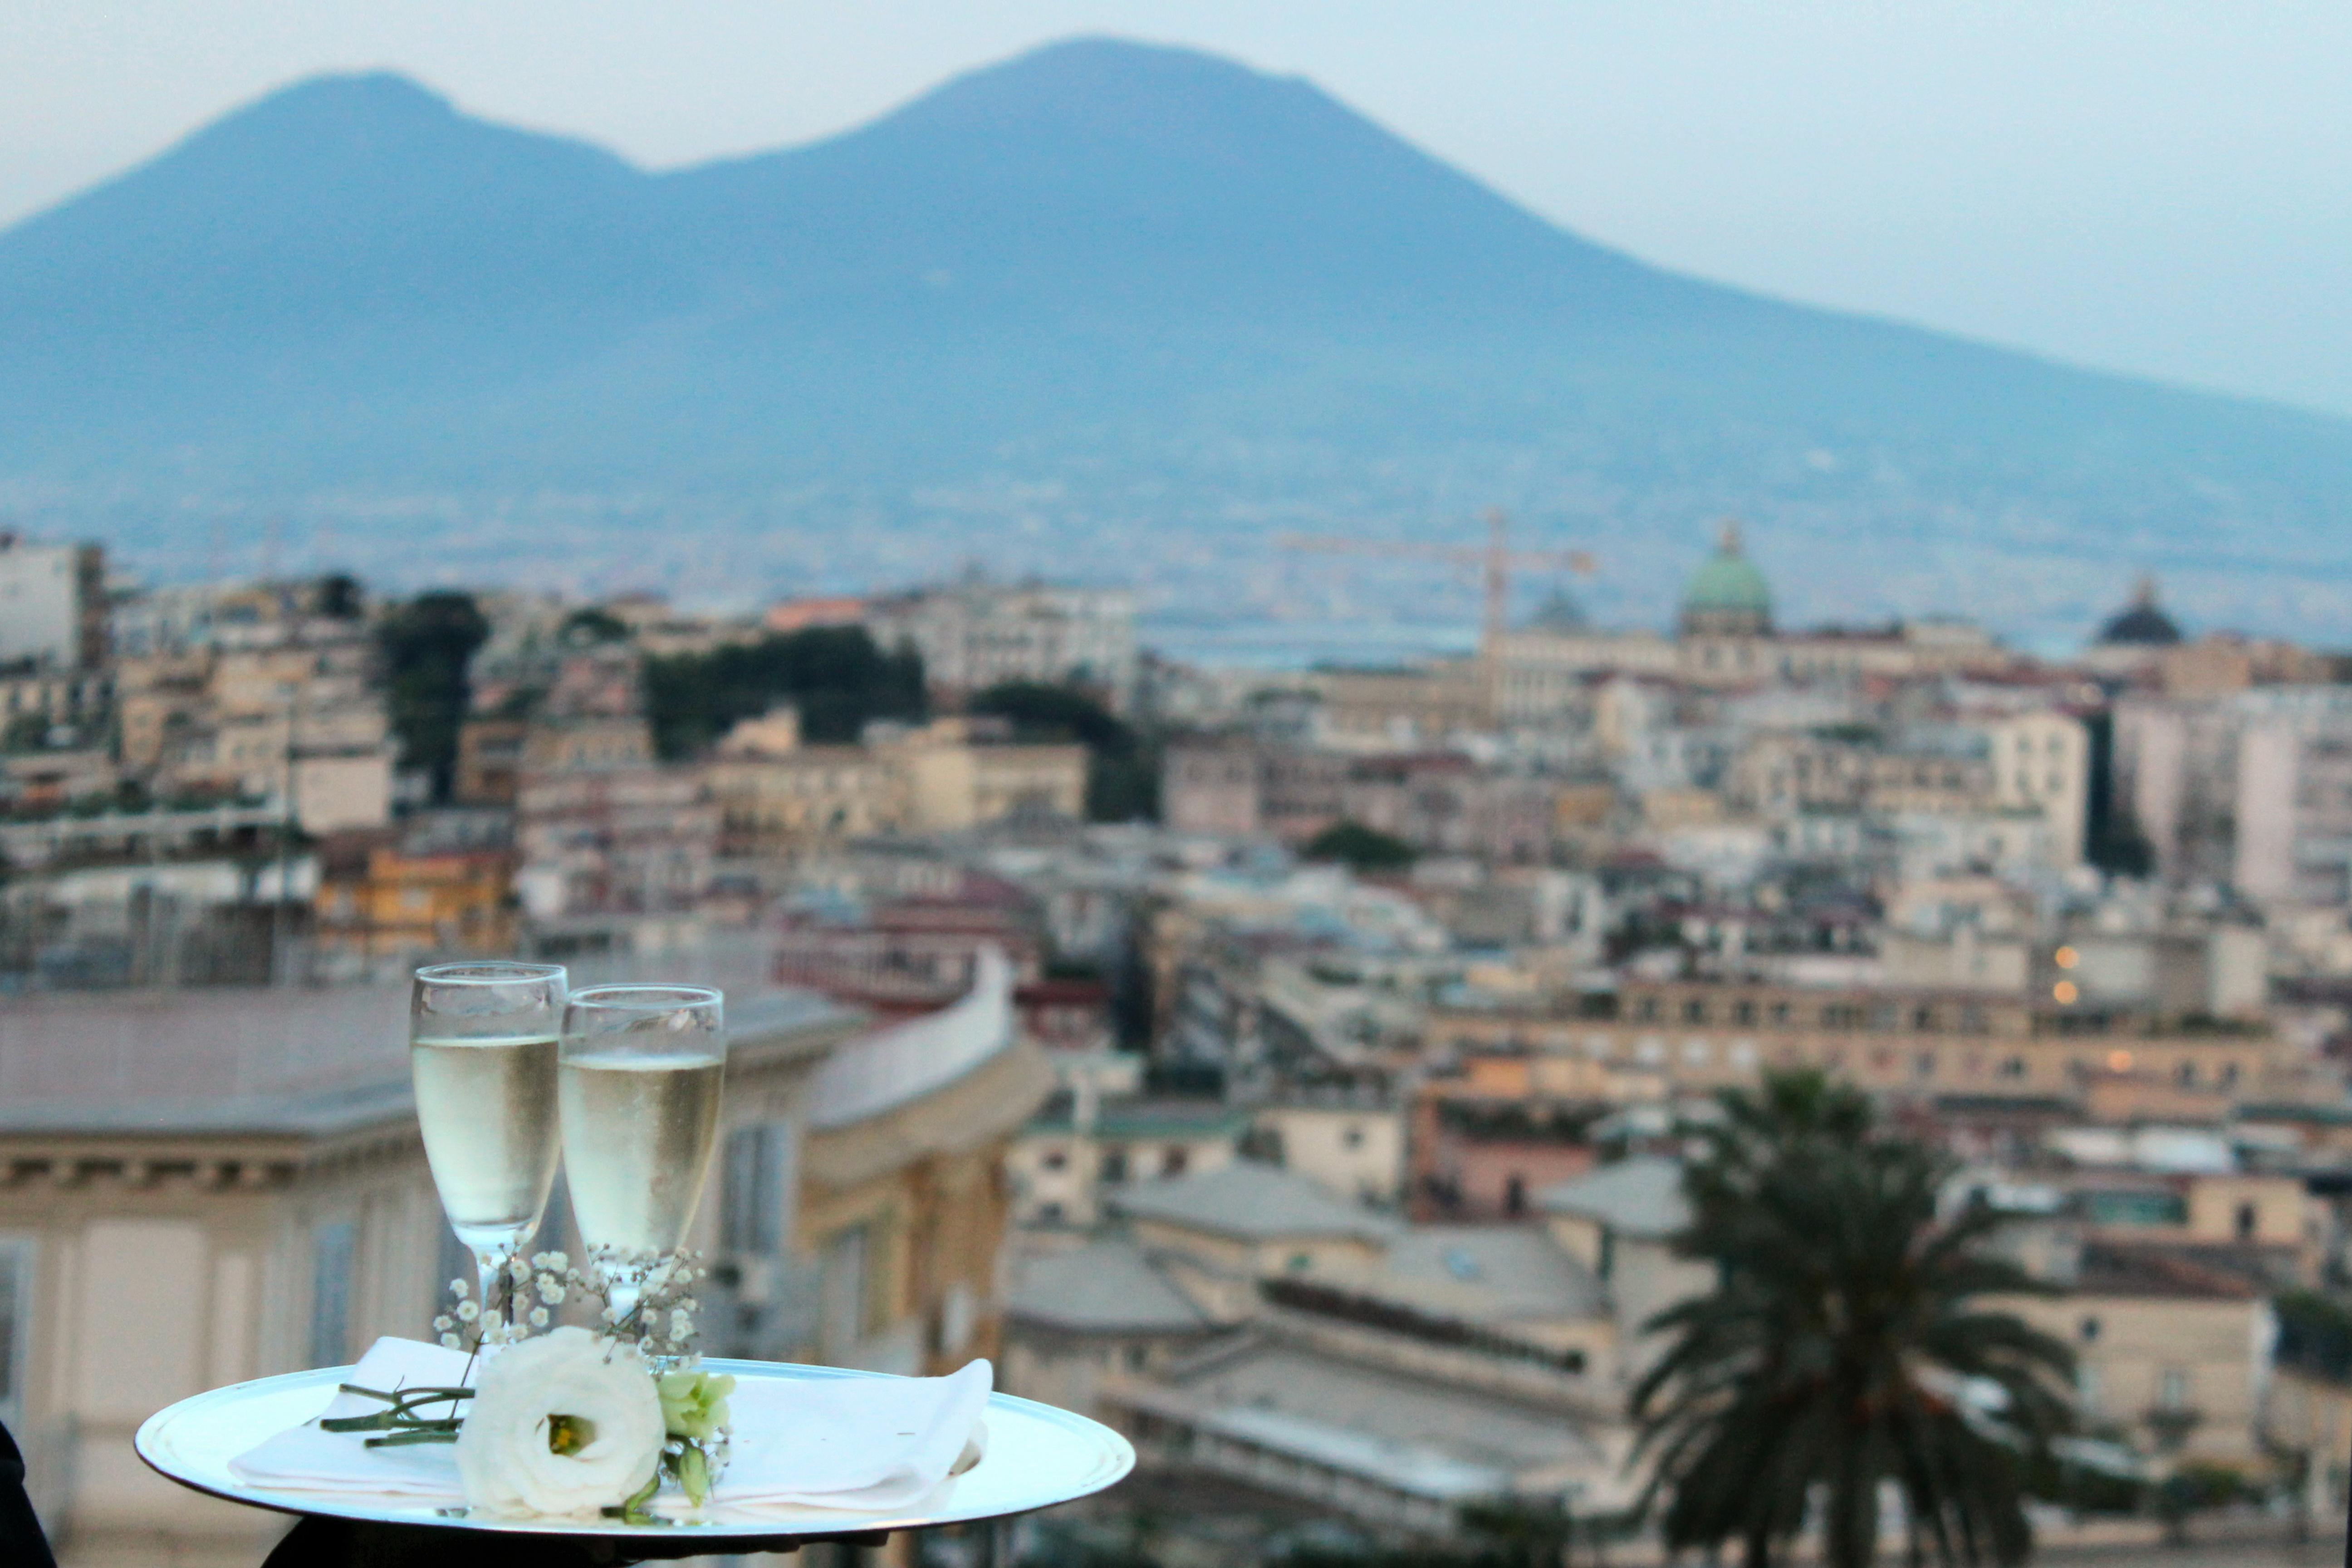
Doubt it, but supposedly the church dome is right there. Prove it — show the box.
[1680,520,1773,637]
[2098,575,2181,646]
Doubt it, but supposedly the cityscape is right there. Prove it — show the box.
[3,513,2352,1563]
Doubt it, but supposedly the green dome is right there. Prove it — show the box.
[1680,521,1773,634]
[1685,554,1773,615]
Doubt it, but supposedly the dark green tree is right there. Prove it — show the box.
[1303,819,1416,872]
[642,627,925,759]
[559,606,632,646]
[314,572,364,619]
[376,592,489,803]
[967,681,1157,822]
[1633,1072,2075,1568]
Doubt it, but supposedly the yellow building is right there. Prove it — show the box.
[702,713,1088,858]
[313,844,518,961]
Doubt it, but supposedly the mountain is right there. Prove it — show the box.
[2,38,2349,641]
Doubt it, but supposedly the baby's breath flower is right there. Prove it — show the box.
[538,1277,567,1305]
[432,1315,454,1333]
[509,1255,533,1284]
[529,1305,551,1328]
[450,1277,470,1299]
[456,1299,480,1322]
[440,1332,462,1350]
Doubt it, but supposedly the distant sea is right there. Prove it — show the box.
[1140,617,1480,670]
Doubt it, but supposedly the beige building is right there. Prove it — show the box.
[121,622,396,833]
[2000,1247,2272,1466]
[1428,972,2305,1112]
[1254,1101,1408,1207]
[1006,1097,1251,1229]
[888,720,1088,831]
[1308,663,1487,751]
[702,713,1087,858]
[709,745,912,856]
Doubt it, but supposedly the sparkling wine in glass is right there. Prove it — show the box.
[558,985,727,1328]
[411,961,567,1330]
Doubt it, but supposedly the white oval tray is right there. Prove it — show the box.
[137,1357,1134,1541]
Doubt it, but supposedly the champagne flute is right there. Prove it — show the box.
[558,985,727,1332]
[411,961,567,1333]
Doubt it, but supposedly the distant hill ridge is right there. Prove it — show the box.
[1,37,2348,636]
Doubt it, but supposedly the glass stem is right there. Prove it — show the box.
[605,1278,642,1336]
[474,1247,508,1343]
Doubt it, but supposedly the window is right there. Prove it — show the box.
[1681,1000,1706,1024]
[0,1237,31,1429]
[721,1122,797,1258]
[2236,1202,2259,1241]
[819,1224,870,1357]
[311,1220,357,1368]
[1732,1000,1757,1026]
[1635,997,1661,1022]
[1101,1147,1129,1184]
[1287,1252,1313,1272]
[2159,1368,2191,1411]
[1161,1146,1189,1177]
[1341,1125,1365,1150]
[2078,1315,2101,1342]
[2000,1056,2027,1079]
[1041,1148,1068,1172]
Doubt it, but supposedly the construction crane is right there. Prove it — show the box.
[1276,509,1597,657]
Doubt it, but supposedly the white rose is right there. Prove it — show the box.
[453,1326,664,1518]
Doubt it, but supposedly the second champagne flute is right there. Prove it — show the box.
[558,984,727,1329]
[411,960,567,1326]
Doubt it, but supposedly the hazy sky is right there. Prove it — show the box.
[5,2,2347,419]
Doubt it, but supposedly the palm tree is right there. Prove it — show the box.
[1631,1072,2075,1568]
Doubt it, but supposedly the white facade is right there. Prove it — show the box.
[2118,686,2352,902]
[866,582,1137,709]
[0,536,98,670]
[1980,709,2090,868]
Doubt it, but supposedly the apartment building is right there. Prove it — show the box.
[864,580,1137,710]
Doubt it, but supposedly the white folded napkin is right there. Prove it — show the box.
[718,1358,994,1514]
[228,1336,995,1518]
[230,1336,474,1499]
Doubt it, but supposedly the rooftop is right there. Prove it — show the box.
[1110,1160,1400,1244]
[1027,1094,1253,1139]
[1005,1236,1217,1333]
[1534,1156,1690,1239]
[2073,1242,2261,1301]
